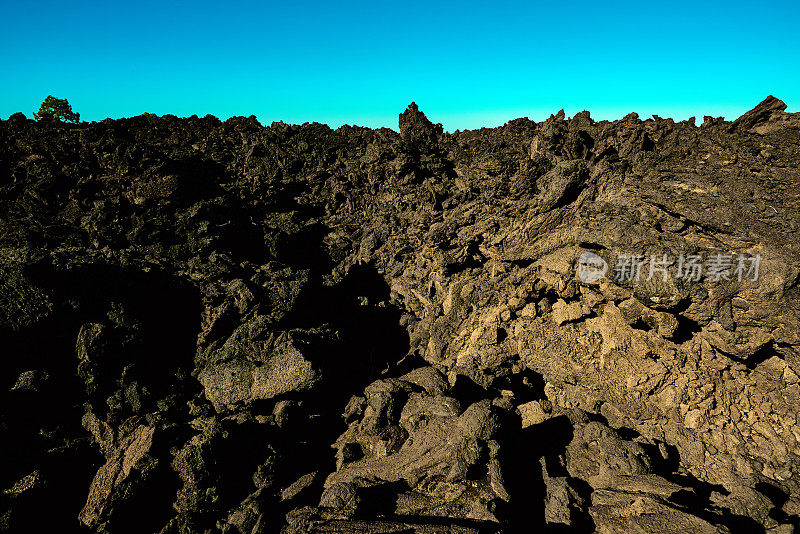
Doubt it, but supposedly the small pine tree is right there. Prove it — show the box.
[33,95,80,123]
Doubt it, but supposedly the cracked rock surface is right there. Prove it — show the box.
[1,97,800,532]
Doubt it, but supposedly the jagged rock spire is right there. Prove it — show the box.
[399,102,443,146]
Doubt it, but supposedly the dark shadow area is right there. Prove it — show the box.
[170,194,268,264]
[496,327,508,343]
[290,261,411,403]
[34,263,203,418]
[490,367,546,406]
[502,414,571,533]
[156,155,226,203]
[577,242,607,251]
[357,481,411,518]
[672,313,703,343]
[248,260,415,527]
[630,316,657,332]
[0,307,103,533]
[614,425,641,441]
[257,177,328,216]
[661,463,765,533]
[669,297,704,343]
[0,262,202,532]
[213,201,269,264]
[755,481,800,529]
[711,341,781,370]
[450,373,490,407]
[266,222,332,272]
[640,440,681,475]
[214,420,273,512]
[745,342,783,369]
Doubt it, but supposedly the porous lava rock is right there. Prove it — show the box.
[1,98,799,533]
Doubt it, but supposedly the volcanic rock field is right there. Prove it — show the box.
[1,97,799,533]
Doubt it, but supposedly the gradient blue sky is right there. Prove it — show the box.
[1,1,798,131]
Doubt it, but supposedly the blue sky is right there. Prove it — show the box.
[1,0,798,131]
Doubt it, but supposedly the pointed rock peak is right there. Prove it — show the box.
[730,95,787,131]
[570,110,593,129]
[399,102,443,143]
[752,95,787,112]
[399,102,431,130]
[546,109,566,122]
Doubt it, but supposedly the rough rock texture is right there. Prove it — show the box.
[1,97,800,532]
